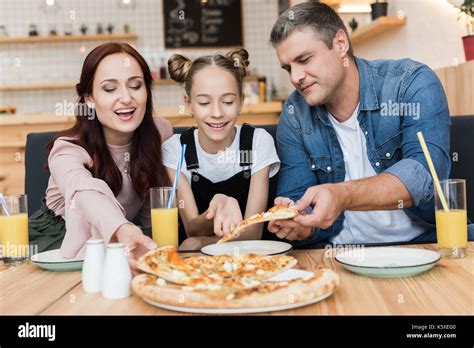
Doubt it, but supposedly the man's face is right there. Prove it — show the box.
[275,28,347,106]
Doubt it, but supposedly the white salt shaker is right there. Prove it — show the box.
[82,239,105,293]
[101,243,132,300]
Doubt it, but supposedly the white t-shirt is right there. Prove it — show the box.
[162,126,280,184]
[328,104,425,244]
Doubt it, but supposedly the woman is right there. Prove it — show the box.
[29,42,172,267]
[163,48,280,250]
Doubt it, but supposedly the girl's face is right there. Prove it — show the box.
[87,52,147,145]
[185,65,243,152]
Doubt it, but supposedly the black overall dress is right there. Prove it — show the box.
[178,124,255,243]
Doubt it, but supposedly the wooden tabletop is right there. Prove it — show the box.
[1,243,473,315]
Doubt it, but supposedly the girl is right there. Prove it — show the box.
[29,42,172,267]
[164,48,280,250]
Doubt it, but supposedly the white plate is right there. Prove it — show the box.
[30,249,83,272]
[140,269,334,314]
[201,240,293,256]
[335,247,441,278]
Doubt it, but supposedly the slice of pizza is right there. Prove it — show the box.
[136,246,224,285]
[184,253,298,281]
[217,204,299,244]
[233,253,298,280]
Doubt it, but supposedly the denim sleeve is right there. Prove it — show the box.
[276,101,321,245]
[384,65,451,207]
[276,101,318,202]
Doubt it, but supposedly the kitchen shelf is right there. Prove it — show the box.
[350,16,407,45]
[0,80,177,92]
[0,33,138,45]
[0,76,260,92]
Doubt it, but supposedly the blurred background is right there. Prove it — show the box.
[0,0,473,194]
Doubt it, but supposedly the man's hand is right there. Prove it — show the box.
[268,197,312,241]
[294,184,346,229]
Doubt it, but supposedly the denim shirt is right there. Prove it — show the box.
[276,56,451,248]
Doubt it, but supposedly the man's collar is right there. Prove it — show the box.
[354,56,379,111]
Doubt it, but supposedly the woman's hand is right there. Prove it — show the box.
[114,223,157,272]
[205,194,243,237]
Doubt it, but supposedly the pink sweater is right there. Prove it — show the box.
[45,117,173,259]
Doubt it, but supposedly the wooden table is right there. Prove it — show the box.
[1,243,473,315]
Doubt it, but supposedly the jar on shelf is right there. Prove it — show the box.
[0,25,8,37]
[64,23,73,36]
[49,24,58,36]
[28,24,39,36]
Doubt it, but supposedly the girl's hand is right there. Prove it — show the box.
[205,194,243,237]
[114,223,157,272]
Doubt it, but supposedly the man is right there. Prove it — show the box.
[267,1,472,247]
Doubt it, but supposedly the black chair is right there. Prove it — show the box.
[24,132,57,216]
[449,116,474,221]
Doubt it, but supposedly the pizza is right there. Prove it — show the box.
[217,204,299,244]
[133,246,340,311]
[136,246,298,285]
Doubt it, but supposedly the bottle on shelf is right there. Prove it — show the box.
[151,57,159,81]
[159,57,167,80]
[269,79,278,101]
[106,23,114,35]
[80,24,88,35]
[258,77,267,103]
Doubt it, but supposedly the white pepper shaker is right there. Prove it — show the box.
[101,243,132,300]
[82,239,105,293]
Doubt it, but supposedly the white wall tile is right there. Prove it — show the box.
[1,0,285,114]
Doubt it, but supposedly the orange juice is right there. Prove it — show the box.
[151,208,178,247]
[0,213,29,258]
[435,209,467,248]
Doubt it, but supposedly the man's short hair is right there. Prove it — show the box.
[269,1,354,58]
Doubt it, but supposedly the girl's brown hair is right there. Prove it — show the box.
[47,42,169,200]
[167,48,250,96]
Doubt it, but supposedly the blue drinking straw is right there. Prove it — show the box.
[0,193,10,216]
[168,144,187,209]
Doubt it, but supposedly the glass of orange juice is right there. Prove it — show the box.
[0,194,29,263]
[150,187,178,247]
[434,179,468,258]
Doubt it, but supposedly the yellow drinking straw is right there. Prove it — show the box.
[416,131,450,212]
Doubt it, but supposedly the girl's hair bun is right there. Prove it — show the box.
[168,54,193,83]
[225,48,249,78]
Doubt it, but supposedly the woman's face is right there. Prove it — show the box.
[87,52,147,145]
[185,65,243,152]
